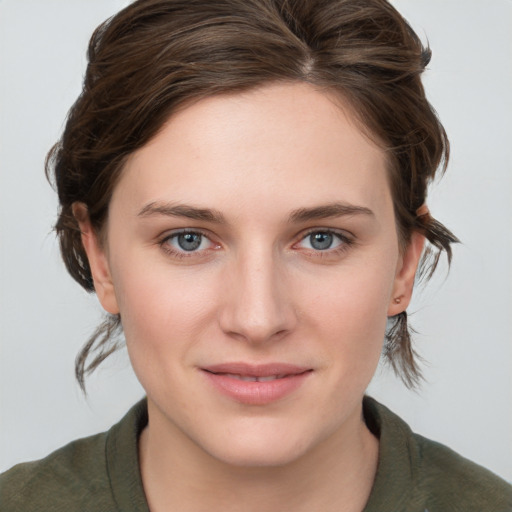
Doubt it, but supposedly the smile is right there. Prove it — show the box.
[201,363,312,405]
[216,373,289,382]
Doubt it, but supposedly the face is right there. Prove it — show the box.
[80,82,422,468]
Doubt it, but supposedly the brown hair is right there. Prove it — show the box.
[46,0,458,390]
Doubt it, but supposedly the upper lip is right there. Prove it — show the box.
[202,362,312,377]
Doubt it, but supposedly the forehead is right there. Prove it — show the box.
[113,82,391,219]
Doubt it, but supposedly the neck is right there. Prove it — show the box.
[139,400,379,512]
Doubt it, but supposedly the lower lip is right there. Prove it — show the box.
[202,371,311,405]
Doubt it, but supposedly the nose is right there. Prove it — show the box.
[218,247,297,344]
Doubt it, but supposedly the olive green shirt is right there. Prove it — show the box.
[1,397,511,511]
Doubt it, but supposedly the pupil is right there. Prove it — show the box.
[178,233,202,251]
[310,232,333,250]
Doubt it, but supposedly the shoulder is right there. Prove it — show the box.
[413,433,512,511]
[363,397,512,512]
[0,431,113,512]
[0,399,148,512]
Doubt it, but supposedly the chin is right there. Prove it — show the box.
[194,416,329,469]
[207,437,311,469]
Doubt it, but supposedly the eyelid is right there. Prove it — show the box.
[295,227,353,244]
[156,226,355,260]
[160,227,210,242]
[292,227,355,255]
[158,228,221,258]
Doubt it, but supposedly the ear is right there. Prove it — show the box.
[388,231,425,316]
[72,203,120,315]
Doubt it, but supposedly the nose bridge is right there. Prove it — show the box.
[219,242,295,343]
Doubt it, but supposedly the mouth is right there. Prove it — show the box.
[201,363,312,405]
[213,373,291,382]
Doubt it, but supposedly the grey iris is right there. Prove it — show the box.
[310,232,333,250]
[178,233,202,251]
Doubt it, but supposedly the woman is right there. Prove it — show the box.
[1,0,511,510]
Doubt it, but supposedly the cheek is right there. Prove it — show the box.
[111,253,219,357]
[305,257,396,329]
[114,266,222,402]
[300,256,396,371]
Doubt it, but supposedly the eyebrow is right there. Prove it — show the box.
[288,202,374,223]
[137,200,374,224]
[137,202,226,223]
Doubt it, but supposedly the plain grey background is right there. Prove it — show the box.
[1,1,511,481]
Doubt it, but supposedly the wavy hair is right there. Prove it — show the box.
[46,0,458,390]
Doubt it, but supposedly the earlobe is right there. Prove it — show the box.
[72,203,120,315]
[388,231,425,317]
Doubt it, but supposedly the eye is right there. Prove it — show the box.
[174,232,206,251]
[161,230,217,255]
[296,230,349,252]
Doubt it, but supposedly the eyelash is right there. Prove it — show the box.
[159,229,219,260]
[158,228,355,260]
[294,229,355,259]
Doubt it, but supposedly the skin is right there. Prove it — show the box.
[77,82,424,512]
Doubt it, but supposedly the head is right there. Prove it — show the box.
[47,0,457,393]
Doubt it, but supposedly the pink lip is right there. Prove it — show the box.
[201,362,312,405]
